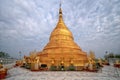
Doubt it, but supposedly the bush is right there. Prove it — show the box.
[57,65,65,71]
[68,65,75,71]
[25,63,31,69]
[50,65,57,71]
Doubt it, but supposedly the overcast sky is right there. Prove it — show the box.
[0,0,120,58]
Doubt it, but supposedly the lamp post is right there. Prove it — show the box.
[19,51,21,60]
[105,51,108,60]
[0,60,3,64]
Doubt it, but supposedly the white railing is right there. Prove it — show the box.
[0,58,16,64]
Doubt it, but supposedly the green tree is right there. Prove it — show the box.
[0,51,10,58]
[114,54,120,58]
[108,53,114,58]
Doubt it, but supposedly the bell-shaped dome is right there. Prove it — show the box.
[44,7,83,51]
[38,5,88,67]
[50,8,73,41]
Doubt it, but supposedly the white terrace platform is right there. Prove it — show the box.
[5,65,120,80]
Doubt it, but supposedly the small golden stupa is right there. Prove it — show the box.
[37,4,88,70]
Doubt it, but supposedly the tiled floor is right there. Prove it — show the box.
[6,66,120,80]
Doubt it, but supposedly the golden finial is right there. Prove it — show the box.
[59,0,62,15]
[59,0,63,22]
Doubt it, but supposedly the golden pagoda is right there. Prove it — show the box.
[37,4,88,70]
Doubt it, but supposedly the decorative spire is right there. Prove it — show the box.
[59,0,63,21]
[60,0,62,8]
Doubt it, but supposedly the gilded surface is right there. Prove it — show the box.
[38,7,88,69]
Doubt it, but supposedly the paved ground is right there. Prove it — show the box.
[6,65,120,80]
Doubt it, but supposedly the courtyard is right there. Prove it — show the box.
[5,65,120,80]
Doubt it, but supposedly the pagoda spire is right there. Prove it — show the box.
[59,0,62,8]
[59,0,63,22]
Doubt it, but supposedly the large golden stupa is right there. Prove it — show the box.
[37,5,88,70]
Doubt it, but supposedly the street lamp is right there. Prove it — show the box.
[19,51,21,60]
[0,60,3,64]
